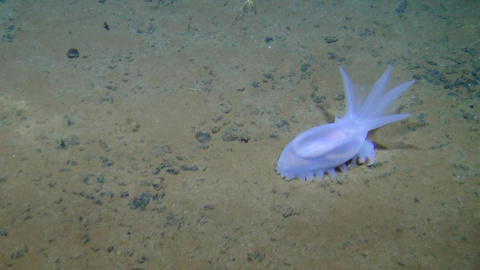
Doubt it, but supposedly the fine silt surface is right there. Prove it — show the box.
[0,0,479,269]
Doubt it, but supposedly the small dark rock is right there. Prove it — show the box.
[82,173,105,185]
[195,131,211,143]
[310,91,326,103]
[272,117,289,129]
[247,252,265,262]
[166,168,179,175]
[11,245,28,259]
[300,63,311,73]
[57,135,80,150]
[325,35,338,43]
[99,156,114,167]
[211,125,221,134]
[130,192,151,210]
[152,162,171,174]
[67,48,79,58]
[181,164,199,171]
[152,192,165,202]
[66,159,77,166]
[358,29,374,37]
[328,52,338,60]
[221,127,250,143]
[220,101,232,114]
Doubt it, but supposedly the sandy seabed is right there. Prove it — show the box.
[0,0,479,269]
